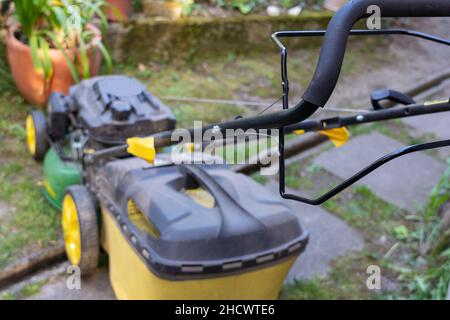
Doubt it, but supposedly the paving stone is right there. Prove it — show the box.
[402,80,450,139]
[403,112,450,140]
[314,132,446,212]
[285,199,365,282]
[28,268,115,300]
[265,183,365,282]
[402,81,450,158]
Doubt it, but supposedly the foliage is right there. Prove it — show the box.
[281,277,338,300]
[10,0,112,82]
[387,162,450,300]
[0,45,17,95]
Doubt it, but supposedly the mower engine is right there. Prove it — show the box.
[48,75,176,146]
[27,75,177,208]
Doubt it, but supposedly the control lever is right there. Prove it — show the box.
[371,89,416,110]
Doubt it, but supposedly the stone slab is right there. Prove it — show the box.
[285,198,365,282]
[314,132,446,212]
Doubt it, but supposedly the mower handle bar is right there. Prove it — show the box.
[303,0,450,109]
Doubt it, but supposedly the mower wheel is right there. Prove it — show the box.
[26,111,48,161]
[62,186,100,276]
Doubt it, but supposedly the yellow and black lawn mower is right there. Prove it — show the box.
[25,75,308,299]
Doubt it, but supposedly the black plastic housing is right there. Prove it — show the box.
[48,92,70,141]
[69,76,176,144]
[96,159,308,280]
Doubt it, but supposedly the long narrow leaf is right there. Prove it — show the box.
[96,41,113,74]
[29,35,44,75]
[38,37,54,81]
[78,34,89,79]
[45,31,80,83]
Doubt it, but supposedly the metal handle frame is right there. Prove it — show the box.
[274,28,450,204]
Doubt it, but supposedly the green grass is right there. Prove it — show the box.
[114,37,386,128]
[0,121,60,268]
[323,185,404,239]
[0,174,60,268]
[0,279,47,300]
[284,162,322,190]
[19,280,46,298]
[0,45,16,95]
[251,173,269,185]
[281,277,338,300]
[383,163,450,300]
[0,43,61,269]
[0,291,16,300]
[281,254,386,300]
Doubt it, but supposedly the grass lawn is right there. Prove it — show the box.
[0,45,60,269]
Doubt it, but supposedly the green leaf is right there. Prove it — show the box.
[44,31,80,83]
[78,34,90,79]
[238,4,252,14]
[38,36,53,80]
[29,35,44,74]
[96,41,113,74]
[393,225,409,240]
[414,276,428,293]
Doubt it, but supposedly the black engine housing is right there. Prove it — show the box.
[48,76,176,144]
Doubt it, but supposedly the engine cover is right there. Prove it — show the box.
[69,76,176,144]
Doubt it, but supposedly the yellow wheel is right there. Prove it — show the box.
[26,111,48,161]
[62,186,99,276]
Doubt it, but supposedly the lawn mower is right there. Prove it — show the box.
[25,0,450,300]
[26,75,308,299]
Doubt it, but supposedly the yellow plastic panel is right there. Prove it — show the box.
[101,208,297,300]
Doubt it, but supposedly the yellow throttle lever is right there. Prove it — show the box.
[294,127,350,148]
[127,137,156,163]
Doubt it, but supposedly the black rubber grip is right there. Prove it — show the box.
[303,0,450,108]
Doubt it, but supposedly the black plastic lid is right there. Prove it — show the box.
[97,159,308,279]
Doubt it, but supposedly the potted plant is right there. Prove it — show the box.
[105,0,134,22]
[5,0,112,106]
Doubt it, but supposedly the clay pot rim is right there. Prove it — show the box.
[7,23,102,55]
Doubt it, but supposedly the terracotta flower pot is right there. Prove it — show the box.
[6,24,102,106]
[105,0,133,22]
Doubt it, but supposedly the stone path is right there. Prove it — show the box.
[314,132,446,212]
[285,198,364,282]
[28,267,115,300]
